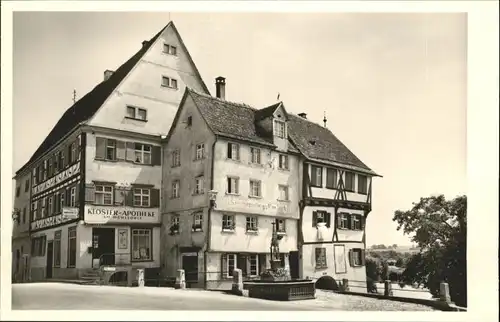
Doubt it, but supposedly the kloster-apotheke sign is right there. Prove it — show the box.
[32,163,81,195]
[84,205,160,224]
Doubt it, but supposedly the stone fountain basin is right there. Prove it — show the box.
[243,279,316,301]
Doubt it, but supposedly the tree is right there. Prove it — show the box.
[393,194,467,307]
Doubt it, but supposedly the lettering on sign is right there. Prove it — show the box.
[227,198,289,213]
[84,206,160,224]
[31,214,76,231]
[32,163,81,195]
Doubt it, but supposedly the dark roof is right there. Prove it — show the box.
[187,89,300,153]
[16,21,210,176]
[186,88,377,175]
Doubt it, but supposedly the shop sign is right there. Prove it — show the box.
[84,205,160,224]
[32,163,81,195]
[31,213,76,231]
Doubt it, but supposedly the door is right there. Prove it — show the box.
[92,228,116,266]
[289,251,300,279]
[182,253,198,287]
[46,241,53,279]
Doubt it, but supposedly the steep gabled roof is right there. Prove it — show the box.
[185,88,378,176]
[185,89,300,153]
[16,21,209,176]
[288,114,379,175]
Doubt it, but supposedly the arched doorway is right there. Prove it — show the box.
[315,275,339,291]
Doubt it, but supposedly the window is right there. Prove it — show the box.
[338,213,349,229]
[351,214,363,231]
[358,175,368,194]
[24,179,29,192]
[345,172,355,192]
[47,156,53,177]
[134,188,150,207]
[134,143,152,164]
[171,149,181,167]
[350,248,364,267]
[60,190,66,210]
[225,254,237,278]
[171,180,180,199]
[106,139,116,161]
[278,185,289,201]
[60,150,65,169]
[278,154,289,170]
[22,207,26,224]
[68,227,77,267]
[227,177,239,194]
[70,142,78,163]
[162,76,178,89]
[16,186,20,197]
[192,212,203,231]
[315,247,327,268]
[246,216,258,232]
[227,143,240,160]
[54,152,60,173]
[274,120,286,138]
[41,197,47,218]
[54,231,61,267]
[32,168,37,186]
[69,187,76,207]
[194,176,204,195]
[311,165,323,187]
[170,215,180,234]
[195,143,205,160]
[276,218,286,233]
[313,210,331,227]
[47,196,53,216]
[326,168,338,189]
[163,43,177,55]
[249,180,261,197]
[132,229,152,261]
[95,185,113,205]
[222,214,235,231]
[248,255,259,276]
[250,147,261,164]
[31,236,46,257]
[31,202,37,221]
[42,160,48,181]
[126,106,148,121]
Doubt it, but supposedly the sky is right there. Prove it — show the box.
[12,12,467,246]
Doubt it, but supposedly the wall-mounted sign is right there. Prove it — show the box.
[32,163,81,195]
[31,213,77,231]
[226,197,289,213]
[62,207,79,219]
[118,229,128,249]
[84,205,160,224]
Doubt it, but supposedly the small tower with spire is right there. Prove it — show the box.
[323,111,327,128]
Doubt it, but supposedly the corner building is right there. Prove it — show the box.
[13,21,210,281]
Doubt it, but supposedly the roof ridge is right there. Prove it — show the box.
[187,87,257,110]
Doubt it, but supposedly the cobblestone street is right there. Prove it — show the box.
[11,283,436,311]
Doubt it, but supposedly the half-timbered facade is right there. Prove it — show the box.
[287,114,380,292]
[161,80,302,290]
[12,21,209,281]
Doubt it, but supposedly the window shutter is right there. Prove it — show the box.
[126,142,135,162]
[326,212,331,228]
[75,183,80,206]
[95,137,106,160]
[31,239,36,255]
[361,249,366,266]
[150,188,160,207]
[116,140,126,161]
[236,145,240,160]
[152,146,162,166]
[348,249,354,267]
[66,188,71,206]
[85,184,95,203]
[42,237,46,256]
[337,213,342,228]
[221,254,227,278]
[125,188,134,206]
[227,144,232,158]
[349,214,354,230]
[360,215,366,230]
[312,211,317,227]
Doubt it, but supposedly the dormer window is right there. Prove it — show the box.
[163,44,177,56]
[273,120,286,138]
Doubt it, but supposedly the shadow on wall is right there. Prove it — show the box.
[315,275,340,291]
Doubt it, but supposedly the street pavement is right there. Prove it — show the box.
[11,282,436,311]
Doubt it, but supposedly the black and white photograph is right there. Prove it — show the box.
[1,1,498,321]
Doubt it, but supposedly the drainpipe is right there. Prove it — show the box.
[204,138,217,288]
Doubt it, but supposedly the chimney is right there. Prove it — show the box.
[142,40,149,48]
[103,70,114,81]
[298,113,307,119]
[215,76,226,100]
